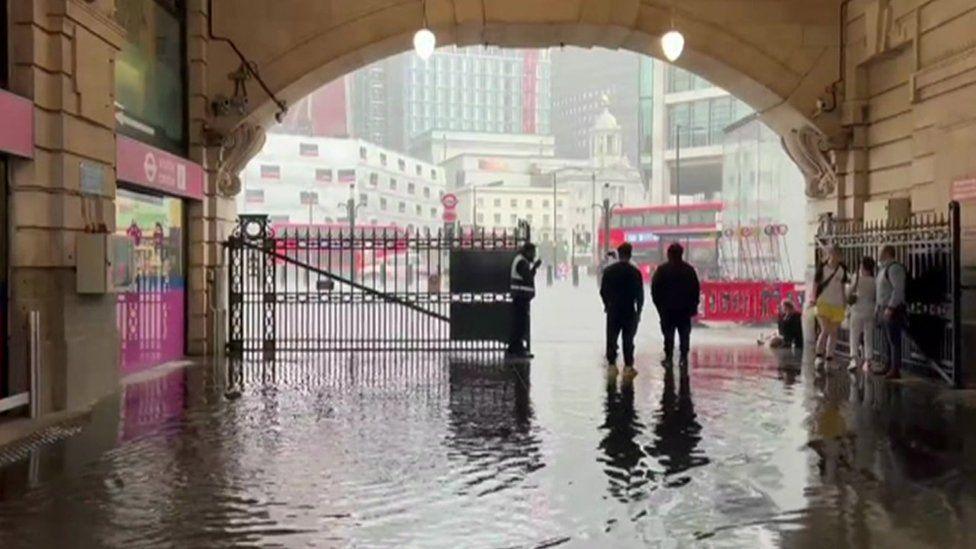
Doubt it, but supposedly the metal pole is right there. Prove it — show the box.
[603,197,611,259]
[552,172,558,265]
[951,200,962,387]
[591,172,596,259]
[675,126,681,227]
[472,185,477,230]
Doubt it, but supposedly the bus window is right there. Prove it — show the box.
[625,215,644,228]
[644,213,667,226]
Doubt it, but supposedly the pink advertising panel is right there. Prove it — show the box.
[116,135,205,200]
[0,89,33,158]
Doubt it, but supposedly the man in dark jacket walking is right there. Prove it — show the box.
[600,243,645,368]
[651,243,701,367]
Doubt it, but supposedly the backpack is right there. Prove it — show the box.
[883,261,917,305]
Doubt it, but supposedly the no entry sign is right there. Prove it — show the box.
[442,210,458,222]
[441,193,459,209]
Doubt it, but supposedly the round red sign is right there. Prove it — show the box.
[441,193,459,209]
[442,210,458,222]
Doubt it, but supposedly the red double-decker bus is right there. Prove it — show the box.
[598,202,723,280]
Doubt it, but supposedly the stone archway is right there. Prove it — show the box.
[200,0,844,198]
[188,0,852,360]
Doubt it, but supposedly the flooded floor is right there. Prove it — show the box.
[1,284,976,548]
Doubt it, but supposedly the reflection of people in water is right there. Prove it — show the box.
[647,365,708,478]
[598,371,650,502]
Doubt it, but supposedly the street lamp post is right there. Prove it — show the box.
[337,182,366,281]
[593,183,623,260]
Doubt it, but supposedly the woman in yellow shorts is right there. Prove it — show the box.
[810,245,850,368]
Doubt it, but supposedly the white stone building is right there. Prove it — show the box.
[441,102,645,257]
[240,134,446,231]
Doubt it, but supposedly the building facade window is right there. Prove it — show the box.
[390,178,397,190]
[114,0,187,154]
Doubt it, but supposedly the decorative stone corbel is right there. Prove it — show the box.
[213,123,266,197]
[780,126,838,199]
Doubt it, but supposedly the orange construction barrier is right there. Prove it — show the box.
[698,281,804,324]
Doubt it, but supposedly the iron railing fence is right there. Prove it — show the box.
[226,215,530,358]
[815,202,961,387]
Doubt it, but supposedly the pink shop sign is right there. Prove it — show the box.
[0,88,33,158]
[116,135,205,200]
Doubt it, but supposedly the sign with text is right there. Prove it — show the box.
[952,177,976,201]
[80,161,111,196]
[0,89,33,158]
[116,135,204,200]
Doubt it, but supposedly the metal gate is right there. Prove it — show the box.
[225,215,530,358]
[815,202,962,387]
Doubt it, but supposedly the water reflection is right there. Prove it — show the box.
[648,365,708,483]
[446,360,542,497]
[598,370,651,502]
[1,333,976,546]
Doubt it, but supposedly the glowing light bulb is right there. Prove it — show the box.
[661,30,685,62]
[413,28,436,60]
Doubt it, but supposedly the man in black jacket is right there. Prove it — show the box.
[651,243,701,367]
[600,243,645,368]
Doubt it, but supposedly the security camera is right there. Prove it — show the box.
[274,109,287,124]
[211,94,232,116]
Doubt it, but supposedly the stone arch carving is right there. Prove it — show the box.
[780,126,838,199]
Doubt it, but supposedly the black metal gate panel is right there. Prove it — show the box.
[815,202,962,387]
[226,215,529,357]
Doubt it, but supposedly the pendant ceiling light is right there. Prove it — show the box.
[661,29,685,62]
[414,1,436,60]
[661,10,684,63]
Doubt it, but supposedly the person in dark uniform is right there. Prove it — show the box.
[507,243,541,358]
[650,243,701,367]
[599,243,645,369]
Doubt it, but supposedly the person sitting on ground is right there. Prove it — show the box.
[759,300,803,349]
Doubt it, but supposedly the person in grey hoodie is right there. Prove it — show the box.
[875,245,907,379]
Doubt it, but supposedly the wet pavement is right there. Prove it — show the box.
[2,282,976,548]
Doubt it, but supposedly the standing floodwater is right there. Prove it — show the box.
[1,284,975,548]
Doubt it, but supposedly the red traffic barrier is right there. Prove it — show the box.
[698,281,805,324]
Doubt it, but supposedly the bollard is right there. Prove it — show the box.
[546,265,554,286]
[572,265,579,286]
